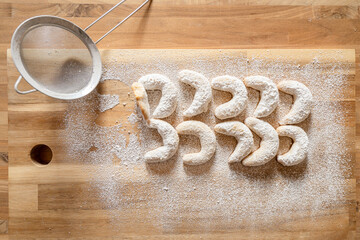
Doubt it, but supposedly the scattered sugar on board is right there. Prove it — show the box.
[62,50,352,231]
[97,92,120,112]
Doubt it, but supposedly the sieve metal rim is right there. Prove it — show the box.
[11,15,102,100]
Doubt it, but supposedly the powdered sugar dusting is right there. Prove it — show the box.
[97,93,119,112]
[62,50,353,231]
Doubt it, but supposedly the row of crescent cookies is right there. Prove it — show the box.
[131,70,312,167]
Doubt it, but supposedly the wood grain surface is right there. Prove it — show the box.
[1,0,360,239]
[6,48,357,239]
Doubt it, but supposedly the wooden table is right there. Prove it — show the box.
[1,0,360,239]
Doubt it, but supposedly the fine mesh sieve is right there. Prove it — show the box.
[11,0,150,100]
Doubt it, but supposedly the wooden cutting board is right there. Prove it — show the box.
[7,49,356,239]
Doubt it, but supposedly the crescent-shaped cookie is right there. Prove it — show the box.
[211,75,248,119]
[244,76,279,118]
[214,121,253,163]
[178,70,212,117]
[242,117,279,166]
[131,82,150,125]
[176,120,216,165]
[276,125,308,166]
[138,74,178,119]
[144,119,179,163]
[277,80,312,125]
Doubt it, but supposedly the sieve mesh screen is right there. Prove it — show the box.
[20,25,93,94]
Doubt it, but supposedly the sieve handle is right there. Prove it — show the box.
[84,0,151,44]
[14,76,37,95]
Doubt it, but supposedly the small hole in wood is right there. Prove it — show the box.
[30,144,53,165]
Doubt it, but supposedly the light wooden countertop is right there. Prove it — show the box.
[1,0,360,239]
